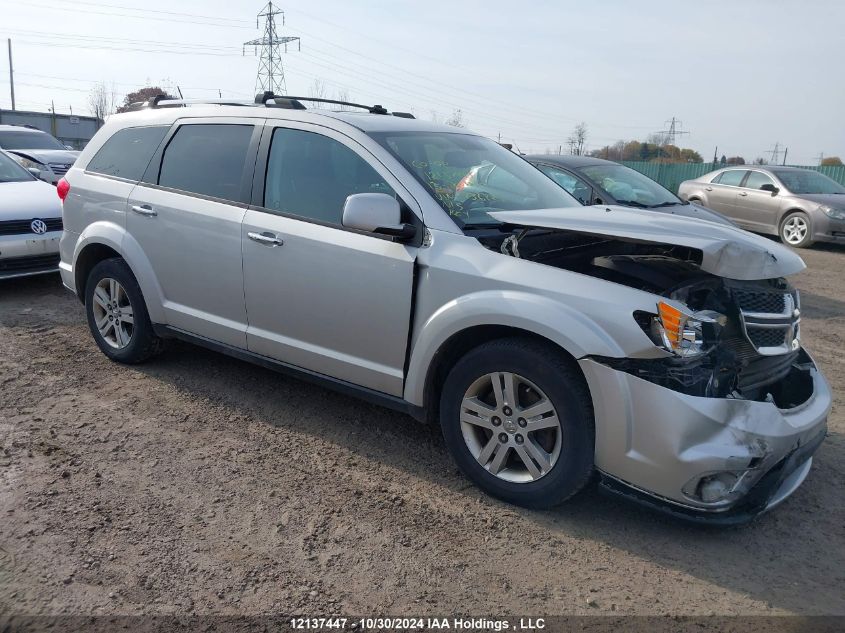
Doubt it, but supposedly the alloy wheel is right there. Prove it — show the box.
[782,216,808,245]
[460,371,562,483]
[91,277,134,349]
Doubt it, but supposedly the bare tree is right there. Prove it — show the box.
[309,79,327,108]
[335,88,355,111]
[567,122,588,156]
[88,82,118,123]
[445,108,466,128]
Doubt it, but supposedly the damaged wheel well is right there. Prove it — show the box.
[422,325,587,425]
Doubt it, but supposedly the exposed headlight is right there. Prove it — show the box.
[637,301,726,358]
[819,204,845,220]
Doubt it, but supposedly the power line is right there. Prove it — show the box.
[243,2,300,94]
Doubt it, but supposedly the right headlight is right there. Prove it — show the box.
[637,301,726,358]
[819,204,845,220]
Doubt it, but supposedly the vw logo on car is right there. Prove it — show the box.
[30,219,48,235]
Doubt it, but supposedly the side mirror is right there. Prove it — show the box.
[27,167,44,179]
[594,197,603,205]
[342,193,416,240]
[760,183,779,195]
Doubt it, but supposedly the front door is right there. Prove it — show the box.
[127,119,260,347]
[732,170,782,232]
[241,123,418,396]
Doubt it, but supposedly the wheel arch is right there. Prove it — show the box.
[417,324,589,426]
[72,222,166,323]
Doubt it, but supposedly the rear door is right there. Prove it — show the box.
[732,170,782,233]
[126,118,262,347]
[705,169,747,219]
[241,122,418,396]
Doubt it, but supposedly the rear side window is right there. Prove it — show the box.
[87,126,169,180]
[744,171,775,190]
[714,170,746,186]
[159,124,253,202]
[263,128,394,224]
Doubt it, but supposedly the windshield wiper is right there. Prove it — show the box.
[647,201,683,208]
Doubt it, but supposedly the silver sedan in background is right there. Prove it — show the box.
[678,166,845,248]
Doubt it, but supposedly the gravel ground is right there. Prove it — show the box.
[1,245,843,620]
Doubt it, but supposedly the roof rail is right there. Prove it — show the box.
[255,91,389,115]
[125,94,253,112]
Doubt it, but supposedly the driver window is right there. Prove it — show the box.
[264,128,396,224]
[744,171,775,190]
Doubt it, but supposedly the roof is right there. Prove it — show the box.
[523,154,612,168]
[0,124,51,133]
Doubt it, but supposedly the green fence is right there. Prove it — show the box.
[619,161,845,194]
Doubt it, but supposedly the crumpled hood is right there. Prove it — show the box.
[489,206,806,280]
[0,180,62,221]
[8,149,79,166]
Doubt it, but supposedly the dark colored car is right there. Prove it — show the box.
[525,154,731,225]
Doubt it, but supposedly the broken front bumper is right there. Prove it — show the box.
[579,354,830,524]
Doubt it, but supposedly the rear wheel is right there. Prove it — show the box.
[780,211,814,248]
[439,338,595,508]
[85,258,163,363]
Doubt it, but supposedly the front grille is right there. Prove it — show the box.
[748,328,788,349]
[0,253,60,273]
[0,218,63,236]
[47,163,72,176]
[731,285,800,356]
[733,289,786,314]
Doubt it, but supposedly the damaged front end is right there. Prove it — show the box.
[474,208,830,522]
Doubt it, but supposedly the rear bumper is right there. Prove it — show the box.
[580,353,830,523]
[0,231,61,280]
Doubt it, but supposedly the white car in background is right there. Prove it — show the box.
[0,150,63,280]
[0,124,79,185]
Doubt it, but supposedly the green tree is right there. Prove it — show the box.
[116,86,177,113]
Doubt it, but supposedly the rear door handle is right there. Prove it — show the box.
[704,186,713,191]
[738,191,748,197]
[248,231,284,247]
[131,204,157,217]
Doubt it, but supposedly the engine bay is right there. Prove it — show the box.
[475,226,813,408]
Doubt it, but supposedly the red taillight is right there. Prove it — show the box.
[57,177,70,201]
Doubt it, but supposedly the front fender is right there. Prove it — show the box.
[72,221,167,324]
[403,290,627,406]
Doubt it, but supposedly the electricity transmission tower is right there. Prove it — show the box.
[243,2,300,95]
[767,142,782,165]
[657,117,689,146]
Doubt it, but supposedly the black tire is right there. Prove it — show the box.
[779,211,814,248]
[84,258,164,364]
[439,337,595,509]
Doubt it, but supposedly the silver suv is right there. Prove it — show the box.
[58,94,830,523]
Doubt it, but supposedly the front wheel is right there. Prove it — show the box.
[439,338,595,508]
[780,212,814,248]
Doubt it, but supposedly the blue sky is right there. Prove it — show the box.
[1,0,843,163]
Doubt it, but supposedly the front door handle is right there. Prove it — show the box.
[705,186,713,191]
[738,191,748,197]
[131,204,157,217]
[248,231,284,247]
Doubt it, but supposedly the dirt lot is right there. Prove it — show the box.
[1,245,844,620]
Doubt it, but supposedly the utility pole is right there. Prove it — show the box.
[7,39,15,111]
[782,147,788,166]
[244,2,300,95]
[815,152,824,166]
[713,146,718,166]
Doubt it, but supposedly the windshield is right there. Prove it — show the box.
[369,132,580,226]
[0,151,35,183]
[770,169,845,195]
[0,130,66,150]
[579,164,680,207]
